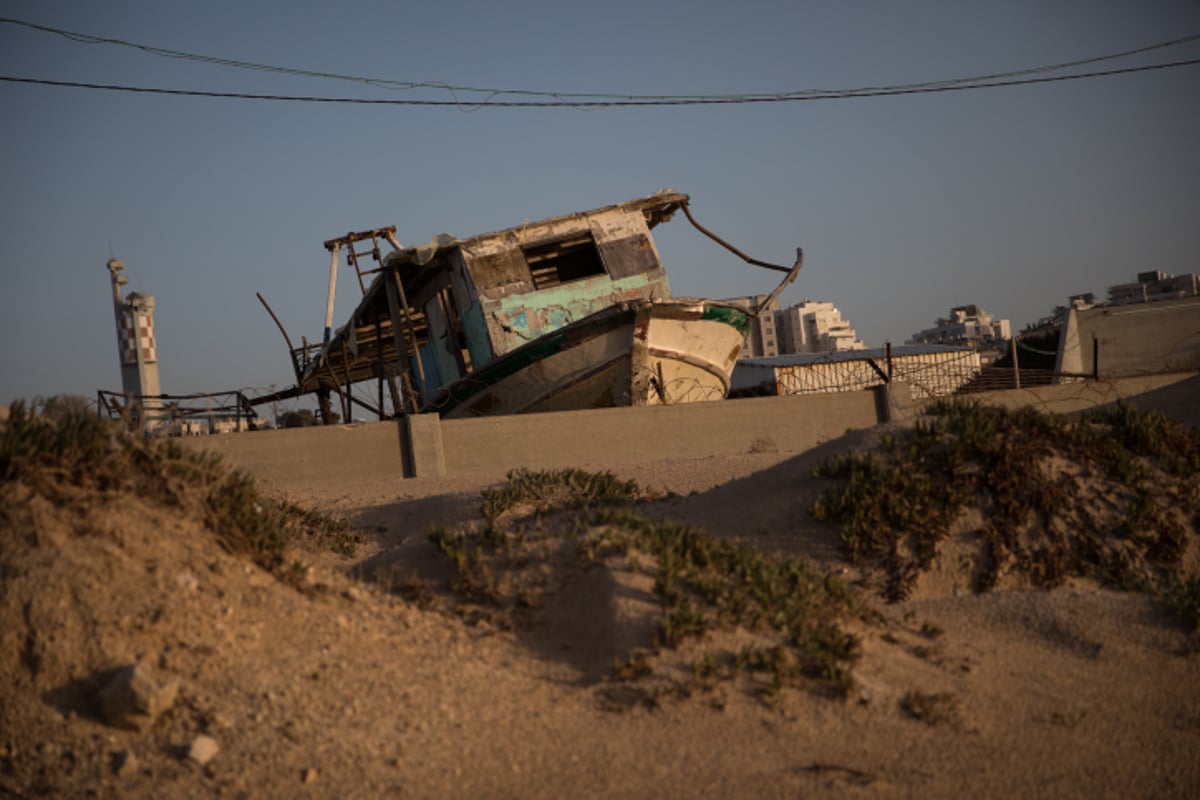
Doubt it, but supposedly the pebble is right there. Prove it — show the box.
[188,735,220,766]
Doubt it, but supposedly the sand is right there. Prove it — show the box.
[2,400,1199,798]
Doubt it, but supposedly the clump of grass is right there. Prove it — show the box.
[1087,401,1200,477]
[900,690,961,727]
[1156,572,1200,632]
[811,400,1200,616]
[432,469,866,705]
[594,509,862,695]
[428,526,502,602]
[2,399,359,581]
[276,498,361,558]
[480,467,644,520]
[2,398,133,486]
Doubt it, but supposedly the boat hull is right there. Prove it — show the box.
[425,300,749,418]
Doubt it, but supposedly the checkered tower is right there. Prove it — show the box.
[107,259,161,421]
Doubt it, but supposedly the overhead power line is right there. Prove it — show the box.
[2,15,1199,105]
[1,59,1199,108]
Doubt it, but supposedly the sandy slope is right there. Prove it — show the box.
[3,396,1199,798]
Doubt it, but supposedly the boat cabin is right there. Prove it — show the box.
[292,191,689,418]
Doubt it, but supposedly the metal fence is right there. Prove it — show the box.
[736,348,1095,401]
[97,389,260,435]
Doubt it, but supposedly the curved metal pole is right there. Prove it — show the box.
[757,248,804,317]
[678,201,793,273]
[256,291,302,384]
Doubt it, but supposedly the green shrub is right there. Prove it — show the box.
[2,399,359,579]
[812,401,1200,614]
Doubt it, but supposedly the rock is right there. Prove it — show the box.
[112,748,139,778]
[98,664,180,732]
[187,735,219,766]
[302,767,319,784]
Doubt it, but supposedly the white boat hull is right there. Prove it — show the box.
[427,300,749,418]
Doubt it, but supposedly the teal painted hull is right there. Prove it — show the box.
[425,299,750,418]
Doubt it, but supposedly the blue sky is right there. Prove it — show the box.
[2,1,1198,409]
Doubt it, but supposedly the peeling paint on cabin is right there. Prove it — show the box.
[480,270,670,354]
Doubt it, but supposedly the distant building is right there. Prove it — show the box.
[210,417,253,435]
[909,305,1011,349]
[1107,271,1199,305]
[723,296,867,357]
[157,419,207,437]
[723,295,780,357]
[774,300,865,354]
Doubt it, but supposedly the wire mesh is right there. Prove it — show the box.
[738,350,1092,400]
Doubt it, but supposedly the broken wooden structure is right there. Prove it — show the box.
[252,191,800,421]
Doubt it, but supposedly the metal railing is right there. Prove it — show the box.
[96,389,259,434]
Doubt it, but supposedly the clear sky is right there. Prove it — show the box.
[2,1,1198,410]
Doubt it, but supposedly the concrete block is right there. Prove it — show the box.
[874,381,914,423]
[403,413,446,478]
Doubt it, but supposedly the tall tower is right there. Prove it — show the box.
[107,259,162,424]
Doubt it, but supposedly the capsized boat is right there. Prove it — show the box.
[255,191,801,421]
[426,298,753,417]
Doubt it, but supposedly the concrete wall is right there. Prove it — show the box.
[1057,296,1200,377]
[179,420,405,491]
[434,390,880,477]
[180,372,1197,488]
[959,372,1195,416]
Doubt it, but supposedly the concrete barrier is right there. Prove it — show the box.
[180,372,1197,488]
[179,420,405,491]
[1057,297,1200,377]
[959,372,1196,416]
[434,389,880,478]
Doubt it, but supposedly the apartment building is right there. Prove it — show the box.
[724,294,780,357]
[775,300,866,354]
[1107,271,1200,305]
[909,305,1011,348]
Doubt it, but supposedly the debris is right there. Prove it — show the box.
[97,664,179,732]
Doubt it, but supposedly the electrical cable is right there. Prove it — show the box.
[2,15,1198,104]
[2,58,1198,108]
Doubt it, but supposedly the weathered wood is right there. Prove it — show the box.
[383,265,423,412]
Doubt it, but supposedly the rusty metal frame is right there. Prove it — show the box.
[324,227,398,295]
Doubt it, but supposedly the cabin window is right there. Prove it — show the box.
[523,234,606,290]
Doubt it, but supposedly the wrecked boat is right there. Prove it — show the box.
[256,191,801,420]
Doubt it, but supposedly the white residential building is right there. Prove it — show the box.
[723,294,780,358]
[909,305,1011,348]
[1107,271,1199,305]
[775,300,865,354]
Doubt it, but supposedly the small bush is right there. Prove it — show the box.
[811,401,1200,612]
[434,469,865,704]
[2,399,359,579]
[1157,572,1200,632]
[480,467,644,520]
